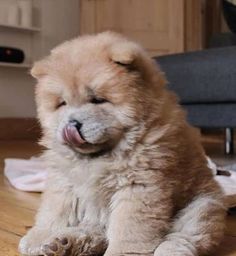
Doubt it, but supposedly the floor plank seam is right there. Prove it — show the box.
[0,227,22,237]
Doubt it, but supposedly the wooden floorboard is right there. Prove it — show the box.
[0,138,236,255]
[0,141,41,256]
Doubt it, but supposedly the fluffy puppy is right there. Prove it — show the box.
[19,32,226,256]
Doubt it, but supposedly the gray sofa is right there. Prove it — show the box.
[155,46,236,154]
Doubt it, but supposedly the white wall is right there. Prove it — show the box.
[0,0,80,118]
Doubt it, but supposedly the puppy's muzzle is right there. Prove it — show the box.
[62,120,86,146]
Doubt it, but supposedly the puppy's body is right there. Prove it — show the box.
[19,32,226,256]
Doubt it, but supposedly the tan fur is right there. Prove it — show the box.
[19,32,226,256]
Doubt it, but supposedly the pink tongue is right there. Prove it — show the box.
[63,124,86,146]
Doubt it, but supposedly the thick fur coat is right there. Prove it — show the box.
[19,32,226,256]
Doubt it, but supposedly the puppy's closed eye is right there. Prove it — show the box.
[114,61,135,72]
[56,100,67,109]
[90,97,108,104]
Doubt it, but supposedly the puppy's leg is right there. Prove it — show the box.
[154,196,226,256]
[19,189,106,256]
[104,187,172,256]
[19,188,73,255]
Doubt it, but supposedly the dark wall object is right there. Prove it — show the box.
[0,47,25,64]
[223,0,236,33]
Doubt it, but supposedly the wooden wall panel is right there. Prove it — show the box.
[80,0,185,56]
[169,0,185,53]
[79,0,96,34]
[185,0,204,51]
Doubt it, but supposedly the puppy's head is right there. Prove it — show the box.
[32,32,166,156]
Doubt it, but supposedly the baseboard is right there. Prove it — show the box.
[0,118,41,141]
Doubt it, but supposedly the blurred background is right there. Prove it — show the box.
[0,0,235,158]
[0,0,232,121]
[1,1,236,255]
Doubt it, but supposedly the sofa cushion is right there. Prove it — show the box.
[155,46,236,104]
[184,103,236,128]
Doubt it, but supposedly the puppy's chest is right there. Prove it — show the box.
[68,166,128,227]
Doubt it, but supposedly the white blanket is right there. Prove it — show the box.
[4,157,47,192]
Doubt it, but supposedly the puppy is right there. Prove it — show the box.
[19,32,226,256]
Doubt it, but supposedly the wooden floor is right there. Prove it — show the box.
[1,137,236,256]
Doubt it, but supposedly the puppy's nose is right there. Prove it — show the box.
[69,119,82,132]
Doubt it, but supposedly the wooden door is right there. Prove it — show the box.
[80,0,185,56]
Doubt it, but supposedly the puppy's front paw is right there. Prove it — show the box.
[42,237,72,256]
[42,234,96,256]
[19,227,103,256]
[154,240,197,256]
[19,228,51,255]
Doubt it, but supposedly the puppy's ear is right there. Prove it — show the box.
[110,39,166,88]
[31,59,50,79]
[110,41,141,71]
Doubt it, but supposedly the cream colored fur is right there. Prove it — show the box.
[19,32,226,256]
